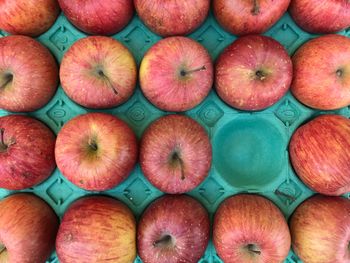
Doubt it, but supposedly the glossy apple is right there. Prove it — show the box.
[290,195,350,263]
[289,114,350,196]
[213,194,291,263]
[134,0,209,37]
[215,35,292,111]
[60,36,137,109]
[290,0,350,34]
[140,37,213,112]
[0,35,58,112]
[140,114,211,194]
[213,0,290,35]
[58,0,133,35]
[291,34,350,110]
[0,0,59,37]
[55,112,138,191]
[56,196,136,263]
[0,193,59,263]
[138,195,210,263]
[0,115,56,190]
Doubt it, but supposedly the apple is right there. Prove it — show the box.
[215,35,292,111]
[213,194,291,263]
[289,114,350,196]
[58,0,134,35]
[140,114,212,194]
[55,112,138,191]
[0,0,59,37]
[56,196,136,263]
[291,34,350,110]
[290,194,350,263]
[0,193,59,263]
[134,0,209,37]
[137,195,210,263]
[60,36,137,109]
[289,0,350,34]
[0,35,59,112]
[213,0,290,35]
[0,115,56,190]
[140,37,213,112]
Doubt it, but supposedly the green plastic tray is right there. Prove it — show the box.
[0,9,349,263]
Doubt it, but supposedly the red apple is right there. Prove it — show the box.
[291,34,350,110]
[0,35,59,112]
[137,195,210,263]
[140,114,212,194]
[60,36,137,109]
[289,114,350,196]
[215,35,292,111]
[289,0,350,34]
[0,115,56,190]
[140,37,213,112]
[56,196,136,263]
[134,0,209,37]
[55,112,138,191]
[0,0,59,37]
[213,0,290,35]
[213,194,291,263]
[0,193,59,263]
[58,0,134,35]
[290,195,350,263]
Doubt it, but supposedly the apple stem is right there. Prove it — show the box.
[171,151,186,180]
[179,158,185,180]
[0,73,13,90]
[153,235,172,247]
[0,244,4,254]
[0,128,15,153]
[255,70,266,80]
[247,244,261,255]
[274,190,296,202]
[0,129,7,152]
[251,0,260,15]
[180,66,206,77]
[336,69,343,77]
[88,138,98,152]
[97,70,118,95]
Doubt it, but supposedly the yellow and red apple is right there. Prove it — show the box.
[0,36,58,112]
[140,37,213,112]
[55,112,138,191]
[60,36,137,109]
[56,196,136,263]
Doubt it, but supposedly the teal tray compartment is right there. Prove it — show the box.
[0,9,349,263]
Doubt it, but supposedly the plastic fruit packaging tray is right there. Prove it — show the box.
[0,10,349,263]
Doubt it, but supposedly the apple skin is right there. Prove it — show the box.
[215,35,292,111]
[0,115,56,190]
[0,0,59,37]
[140,114,212,194]
[56,196,136,263]
[60,36,137,109]
[291,34,350,110]
[290,195,350,263]
[289,114,350,196]
[55,112,138,191]
[213,194,291,263]
[289,0,350,34]
[134,0,209,37]
[140,37,213,112]
[213,0,290,35]
[0,35,59,112]
[58,0,134,35]
[0,193,59,263]
[137,195,210,263]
